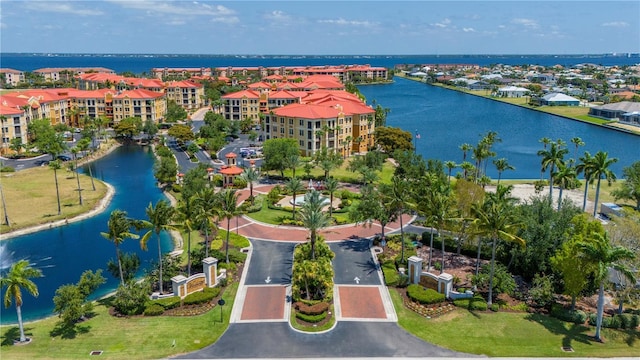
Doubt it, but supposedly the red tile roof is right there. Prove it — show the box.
[221,90,260,99]
[272,103,341,119]
[113,89,165,99]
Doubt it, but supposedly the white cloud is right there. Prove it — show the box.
[317,18,377,27]
[109,1,234,17]
[24,1,103,16]
[511,18,539,29]
[264,10,290,22]
[463,27,476,33]
[168,20,186,26]
[431,18,451,28]
[601,21,629,28]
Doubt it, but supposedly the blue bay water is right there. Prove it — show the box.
[358,77,639,179]
[0,145,172,323]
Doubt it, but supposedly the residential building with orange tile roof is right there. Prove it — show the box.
[0,98,28,154]
[221,89,261,122]
[112,89,166,124]
[165,80,205,111]
[152,67,212,80]
[0,68,25,87]
[34,67,115,82]
[77,73,127,90]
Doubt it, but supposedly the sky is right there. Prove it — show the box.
[0,0,638,55]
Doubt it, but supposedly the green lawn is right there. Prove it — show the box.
[245,194,355,226]
[0,281,238,360]
[266,157,396,184]
[391,289,639,357]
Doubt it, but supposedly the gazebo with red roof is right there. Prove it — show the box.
[219,152,243,187]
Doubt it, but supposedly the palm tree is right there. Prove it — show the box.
[299,190,330,260]
[382,176,415,262]
[426,180,457,274]
[459,143,473,163]
[537,141,568,203]
[70,147,83,205]
[553,164,578,210]
[1,260,42,343]
[49,160,62,215]
[285,177,304,219]
[578,232,635,342]
[100,209,140,285]
[471,185,525,305]
[324,177,339,220]
[241,167,260,206]
[218,189,239,264]
[460,161,474,180]
[176,196,196,276]
[285,153,300,178]
[76,138,96,191]
[343,135,352,158]
[576,151,595,212]
[590,151,618,217]
[570,137,585,165]
[444,161,457,186]
[493,158,515,185]
[140,200,176,294]
[539,137,552,150]
[192,188,219,258]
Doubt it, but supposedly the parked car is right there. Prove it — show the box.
[34,159,50,166]
[57,155,72,161]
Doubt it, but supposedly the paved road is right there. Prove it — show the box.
[244,240,295,285]
[330,239,381,285]
[175,322,470,359]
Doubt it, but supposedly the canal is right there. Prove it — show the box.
[1,145,173,323]
[359,77,638,179]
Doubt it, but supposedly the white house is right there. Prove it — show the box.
[496,86,531,98]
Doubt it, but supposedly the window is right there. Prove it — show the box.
[299,120,304,126]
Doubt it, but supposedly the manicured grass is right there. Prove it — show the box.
[391,289,639,357]
[0,166,108,234]
[245,195,355,226]
[177,228,250,266]
[0,281,238,360]
[268,157,396,185]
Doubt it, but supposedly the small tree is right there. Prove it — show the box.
[53,270,105,326]
[1,260,43,343]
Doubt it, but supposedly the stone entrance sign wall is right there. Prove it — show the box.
[171,257,220,299]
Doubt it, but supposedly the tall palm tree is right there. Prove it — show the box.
[570,137,585,165]
[49,160,62,215]
[241,167,260,205]
[285,177,304,219]
[444,161,457,186]
[324,177,339,220]
[76,138,96,191]
[460,161,474,180]
[553,164,578,210]
[578,232,635,342]
[176,196,196,276]
[300,190,330,260]
[576,151,595,213]
[426,179,457,274]
[459,143,473,163]
[493,158,515,185]
[537,141,568,203]
[1,260,42,343]
[590,151,618,217]
[285,153,300,178]
[218,189,239,264]
[471,185,525,305]
[70,147,83,205]
[382,176,415,262]
[192,188,219,258]
[140,200,176,294]
[100,209,140,285]
[539,137,552,150]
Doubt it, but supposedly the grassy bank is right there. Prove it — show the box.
[0,281,238,360]
[391,289,639,357]
[0,166,108,234]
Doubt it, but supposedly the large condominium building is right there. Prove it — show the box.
[165,80,205,111]
[152,67,212,79]
[0,69,25,87]
[34,67,115,82]
[112,89,166,124]
[221,90,262,122]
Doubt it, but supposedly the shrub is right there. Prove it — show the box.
[0,166,15,172]
[588,313,640,329]
[528,274,554,308]
[152,296,181,310]
[171,184,182,193]
[155,145,173,158]
[550,303,588,324]
[204,286,221,298]
[183,289,215,305]
[294,301,329,315]
[382,266,400,286]
[490,303,500,312]
[618,313,639,329]
[296,311,327,323]
[113,281,150,316]
[143,304,165,316]
[454,296,488,311]
[407,284,445,305]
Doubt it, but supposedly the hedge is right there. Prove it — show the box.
[382,266,400,286]
[143,304,165,316]
[407,284,445,305]
[294,301,329,315]
[588,313,640,329]
[550,303,588,324]
[296,311,327,323]
[453,296,488,311]
[183,289,216,305]
[151,296,181,310]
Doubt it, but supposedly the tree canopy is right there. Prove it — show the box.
[375,126,413,154]
[262,138,299,177]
